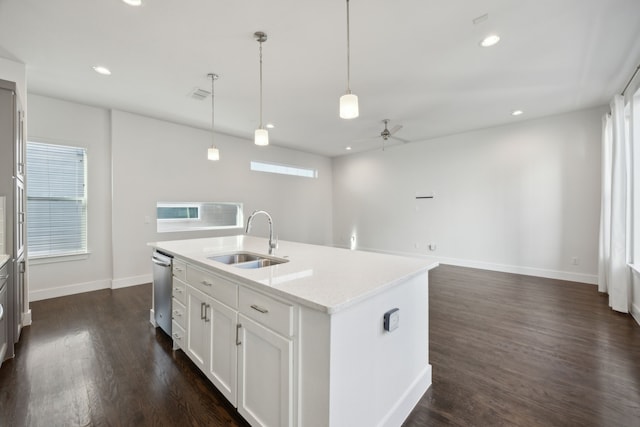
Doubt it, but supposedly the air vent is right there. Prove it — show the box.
[190,88,211,101]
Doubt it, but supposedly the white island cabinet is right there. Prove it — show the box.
[149,236,438,427]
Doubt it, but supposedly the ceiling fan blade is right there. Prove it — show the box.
[390,135,410,143]
[389,124,403,135]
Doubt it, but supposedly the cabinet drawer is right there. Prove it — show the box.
[239,287,293,337]
[172,278,187,305]
[172,298,187,329]
[186,265,237,309]
[173,258,186,281]
[171,320,186,350]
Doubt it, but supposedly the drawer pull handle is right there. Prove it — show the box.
[174,267,183,272]
[204,304,211,323]
[201,280,212,287]
[250,304,269,314]
[173,287,183,293]
[236,323,242,346]
[173,310,182,317]
[201,302,206,320]
[172,332,181,339]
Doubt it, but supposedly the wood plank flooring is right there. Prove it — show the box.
[0,265,638,426]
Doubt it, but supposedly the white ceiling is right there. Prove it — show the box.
[1,0,639,157]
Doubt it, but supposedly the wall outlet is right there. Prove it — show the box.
[571,257,579,265]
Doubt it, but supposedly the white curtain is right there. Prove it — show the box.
[598,95,630,313]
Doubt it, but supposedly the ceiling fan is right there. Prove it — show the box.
[358,119,409,150]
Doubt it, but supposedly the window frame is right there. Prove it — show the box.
[26,140,89,260]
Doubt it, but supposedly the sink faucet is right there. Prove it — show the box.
[245,210,277,254]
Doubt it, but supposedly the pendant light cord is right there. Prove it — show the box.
[259,39,264,128]
[346,0,351,94]
[210,74,216,144]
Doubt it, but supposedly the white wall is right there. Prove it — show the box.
[25,97,332,299]
[111,110,333,287]
[333,107,605,284]
[0,56,26,104]
[27,94,113,300]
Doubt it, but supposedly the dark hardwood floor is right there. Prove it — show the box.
[0,265,638,426]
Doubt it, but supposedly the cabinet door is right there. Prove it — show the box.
[14,178,25,258]
[15,108,25,180]
[186,285,210,372]
[237,314,293,427]
[207,298,238,406]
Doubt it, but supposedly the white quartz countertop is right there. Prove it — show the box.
[0,254,9,269]
[149,235,438,314]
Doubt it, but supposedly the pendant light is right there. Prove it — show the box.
[339,0,359,119]
[254,31,269,146]
[207,73,220,161]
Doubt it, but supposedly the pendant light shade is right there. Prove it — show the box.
[254,31,269,146]
[340,92,359,119]
[254,128,269,146]
[207,73,220,161]
[207,146,220,160]
[340,0,359,119]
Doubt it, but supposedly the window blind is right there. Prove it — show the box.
[26,141,87,257]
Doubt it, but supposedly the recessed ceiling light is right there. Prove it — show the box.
[92,66,111,75]
[345,146,352,151]
[511,110,523,116]
[266,123,275,129]
[480,34,500,47]
[122,0,142,6]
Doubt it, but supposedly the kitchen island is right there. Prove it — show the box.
[149,235,437,427]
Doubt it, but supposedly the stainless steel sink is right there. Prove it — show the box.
[209,252,262,265]
[234,258,286,269]
[208,252,288,269]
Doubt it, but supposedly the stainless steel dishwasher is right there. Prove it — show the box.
[152,250,173,336]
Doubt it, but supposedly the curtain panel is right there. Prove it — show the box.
[598,95,631,313]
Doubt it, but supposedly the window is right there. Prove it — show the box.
[157,205,200,221]
[26,141,87,258]
[250,161,317,178]
[157,202,243,233]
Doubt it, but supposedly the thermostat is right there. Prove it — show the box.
[383,308,399,332]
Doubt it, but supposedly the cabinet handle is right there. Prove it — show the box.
[174,267,183,272]
[236,323,242,345]
[204,304,211,322]
[250,304,269,314]
[201,280,212,287]
[173,287,182,293]
[200,302,206,320]
[172,332,181,339]
[173,310,182,317]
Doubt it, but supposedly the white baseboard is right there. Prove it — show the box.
[436,256,598,285]
[379,364,432,427]
[631,301,640,327]
[29,274,152,302]
[149,308,157,327]
[30,278,112,301]
[22,309,32,326]
[112,274,152,289]
[337,244,598,285]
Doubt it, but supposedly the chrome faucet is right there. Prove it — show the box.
[245,210,277,254]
